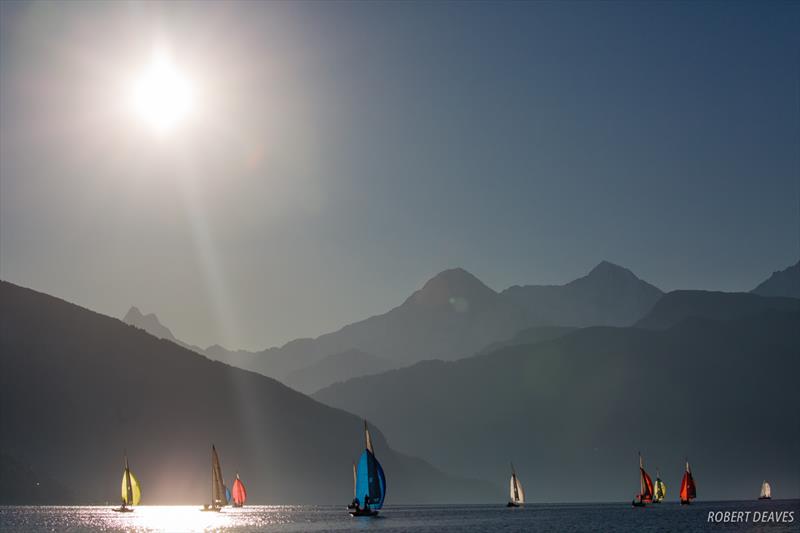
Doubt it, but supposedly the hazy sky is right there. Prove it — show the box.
[1,1,798,350]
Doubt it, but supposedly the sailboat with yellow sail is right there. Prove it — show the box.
[112,451,141,512]
[653,469,666,503]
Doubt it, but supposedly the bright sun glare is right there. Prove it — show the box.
[131,52,194,135]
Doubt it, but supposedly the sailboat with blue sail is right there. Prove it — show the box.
[348,420,386,517]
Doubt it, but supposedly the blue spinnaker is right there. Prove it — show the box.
[225,486,231,505]
[355,449,386,510]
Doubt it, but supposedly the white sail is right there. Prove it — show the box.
[760,481,771,498]
[364,421,374,454]
[509,474,525,504]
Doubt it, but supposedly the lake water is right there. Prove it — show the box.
[1,501,798,532]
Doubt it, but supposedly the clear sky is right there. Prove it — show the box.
[1,1,798,350]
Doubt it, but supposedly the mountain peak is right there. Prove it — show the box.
[123,306,143,322]
[751,260,800,298]
[586,260,636,279]
[406,268,497,310]
[122,306,177,342]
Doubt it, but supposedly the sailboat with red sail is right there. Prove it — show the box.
[632,452,654,507]
[231,474,247,507]
[679,459,696,505]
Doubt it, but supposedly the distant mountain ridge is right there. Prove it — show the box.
[501,260,663,327]
[284,349,399,394]
[146,262,666,392]
[751,259,800,298]
[123,306,180,343]
[314,308,800,501]
[0,281,495,504]
[635,290,800,330]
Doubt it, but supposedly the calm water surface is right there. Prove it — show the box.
[1,501,798,532]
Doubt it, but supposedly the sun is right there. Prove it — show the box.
[131,52,194,135]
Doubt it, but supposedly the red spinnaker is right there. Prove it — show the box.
[680,469,696,502]
[640,468,654,502]
[232,476,247,506]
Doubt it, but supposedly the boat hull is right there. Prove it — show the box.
[506,502,520,508]
[200,506,222,512]
[349,508,379,517]
[680,500,691,505]
[758,497,771,500]
[631,500,647,507]
[112,508,133,513]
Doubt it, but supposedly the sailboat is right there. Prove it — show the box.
[632,452,654,507]
[349,420,386,517]
[507,463,525,507]
[113,451,141,512]
[201,445,229,512]
[679,459,696,505]
[653,469,666,503]
[231,474,247,507]
[759,480,771,500]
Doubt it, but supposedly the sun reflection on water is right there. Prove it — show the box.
[91,505,299,532]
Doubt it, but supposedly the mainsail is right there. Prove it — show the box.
[654,469,666,502]
[355,421,386,511]
[364,420,374,454]
[638,454,654,502]
[509,465,525,504]
[679,460,696,503]
[231,474,247,507]
[352,462,357,498]
[120,453,141,506]
[211,445,228,508]
[760,481,771,499]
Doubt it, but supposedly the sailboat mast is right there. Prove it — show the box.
[639,453,644,496]
[124,451,133,505]
[211,445,216,506]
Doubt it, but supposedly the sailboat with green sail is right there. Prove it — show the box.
[113,451,141,512]
[201,445,229,512]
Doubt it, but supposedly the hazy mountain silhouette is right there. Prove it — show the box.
[634,290,800,329]
[751,260,800,298]
[123,306,180,343]
[474,325,577,356]
[314,311,800,502]
[284,349,399,394]
[201,263,663,384]
[501,261,663,327]
[199,268,531,382]
[0,281,495,504]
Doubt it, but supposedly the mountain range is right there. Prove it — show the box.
[0,281,494,504]
[314,302,800,501]
[125,261,666,393]
[2,259,798,503]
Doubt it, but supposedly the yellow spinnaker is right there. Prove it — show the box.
[121,468,142,506]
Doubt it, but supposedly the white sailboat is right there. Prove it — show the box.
[759,480,771,500]
[507,463,525,507]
